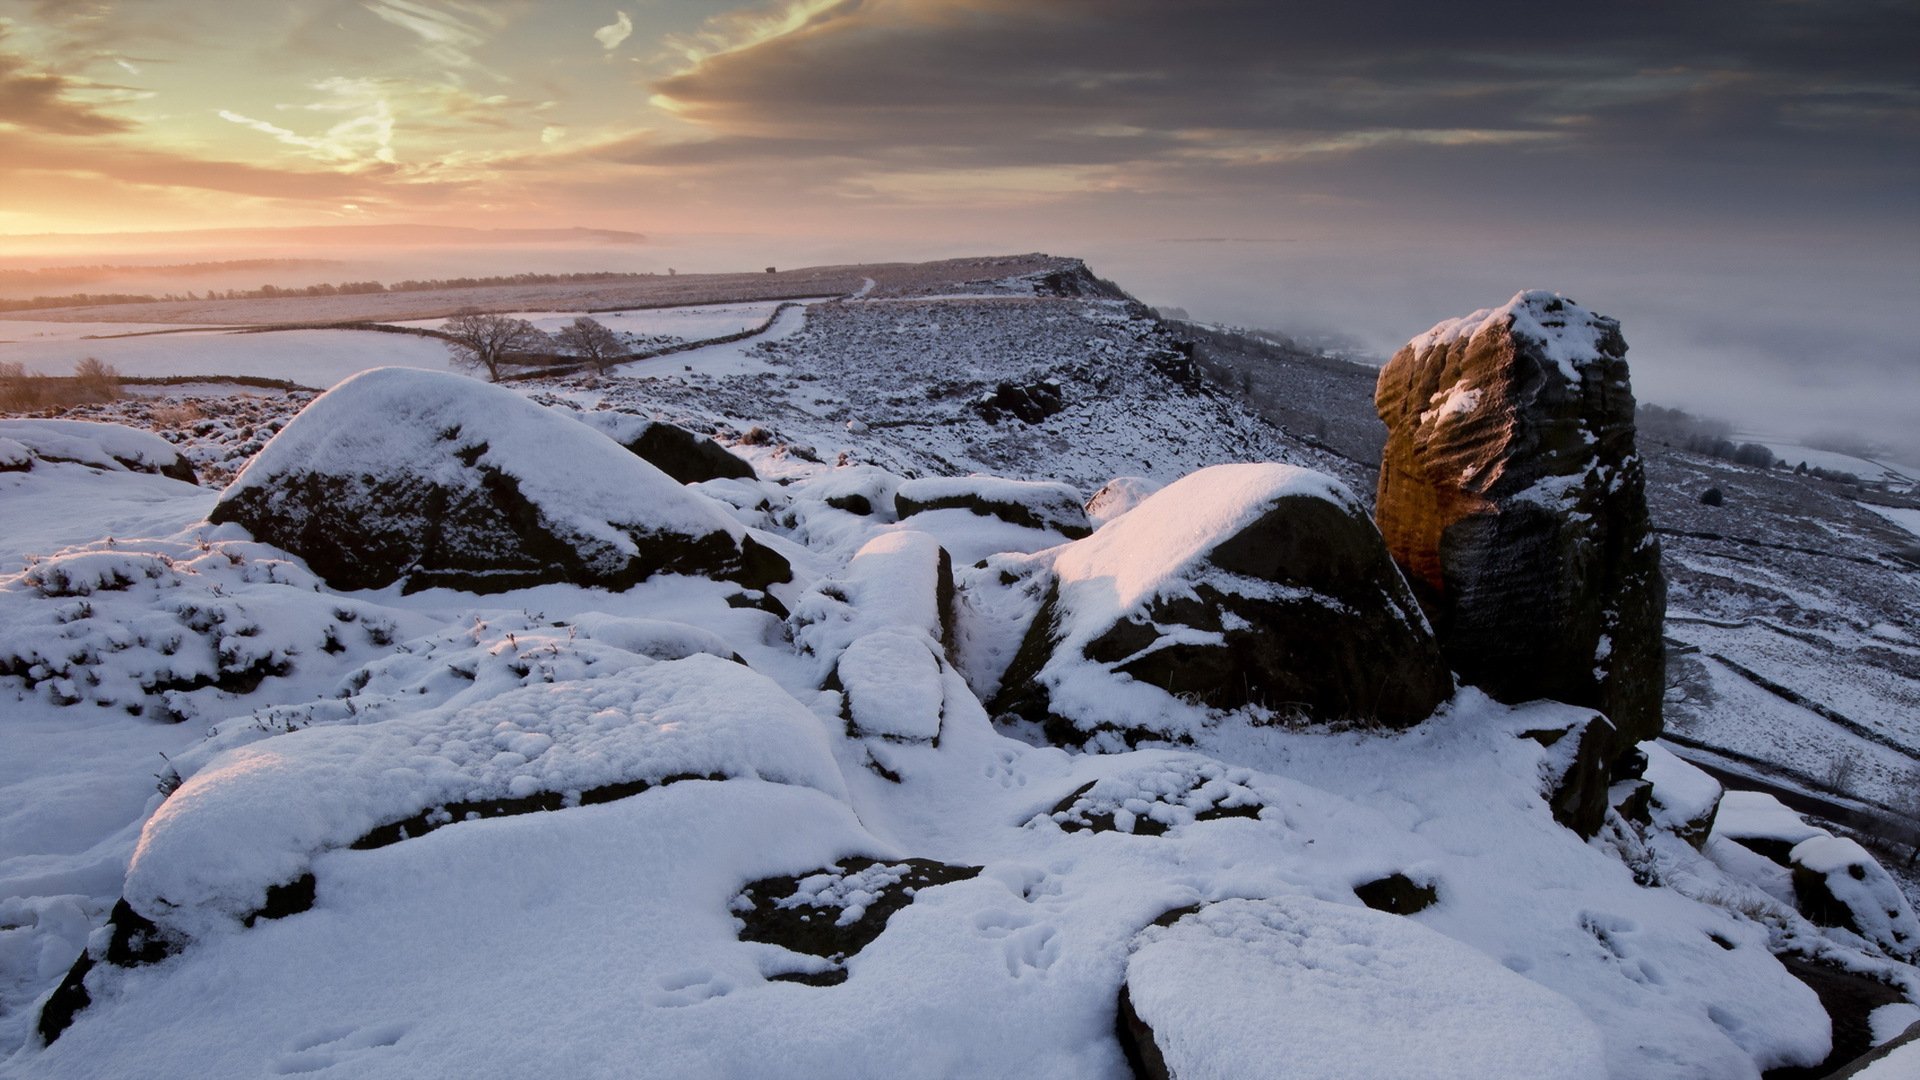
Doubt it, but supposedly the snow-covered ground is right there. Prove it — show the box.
[2,268,1916,1078]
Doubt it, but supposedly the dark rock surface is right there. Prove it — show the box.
[1354,872,1439,915]
[1374,291,1665,757]
[732,857,980,985]
[993,463,1451,745]
[209,368,789,594]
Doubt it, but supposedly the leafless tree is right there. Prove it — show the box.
[442,312,549,382]
[555,317,627,372]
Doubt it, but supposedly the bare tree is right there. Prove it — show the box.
[555,317,628,373]
[442,312,549,382]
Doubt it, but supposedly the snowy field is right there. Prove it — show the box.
[0,327,457,386]
[0,300,823,389]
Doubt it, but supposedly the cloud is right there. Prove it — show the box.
[360,0,505,73]
[0,38,133,135]
[594,11,633,51]
[0,126,384,201]
[218,76,397,166]
[641,0,1920,223]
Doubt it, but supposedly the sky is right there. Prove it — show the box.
[0,0,1915,449]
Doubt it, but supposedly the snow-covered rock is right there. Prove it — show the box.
[1120,896,1610,1080]
[896,475,1091,538]
[0,419,196,483]
[1640,743,1722,847]
[209,368,790,593]
[575,410,757,484]
[993,462,1451,745]
[1374,291,1665,761]
[1790,836,1920,960]
[122,654,847,943]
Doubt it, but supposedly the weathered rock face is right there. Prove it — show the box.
[1374,291,1665,751]
[211,368,789,594]
[991,463,1452,746]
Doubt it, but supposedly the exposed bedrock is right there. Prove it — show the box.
[1374,291,1665,756]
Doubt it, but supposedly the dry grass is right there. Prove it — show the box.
[0,359,122,413]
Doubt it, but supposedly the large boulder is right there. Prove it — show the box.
[991,463,1452,746]
[210,368,789,593]
[1374,291,1665,751]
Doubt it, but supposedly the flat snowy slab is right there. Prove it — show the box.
[1126,896,1608,1080]
[126,654,847,939]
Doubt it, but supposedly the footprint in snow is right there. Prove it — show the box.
[650,968,734,1007]
[272,1021,410,1075]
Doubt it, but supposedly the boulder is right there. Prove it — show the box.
[1119,897,1608,1080]
[1374,291,1665,754]
[992,463,1452,746]
[575,411,757,484]
[895,475,1091,538]
[1789,836,1919,959]
[210,368,789,593]
[0,418,197,483]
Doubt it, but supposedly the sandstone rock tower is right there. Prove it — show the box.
[1374,291,1664,749]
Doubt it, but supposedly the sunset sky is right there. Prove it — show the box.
[1,1,1915,442]
[3,0,1911,238]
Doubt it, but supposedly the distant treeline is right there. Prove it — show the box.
[0,270,661,313]
[1638,403,1864,484]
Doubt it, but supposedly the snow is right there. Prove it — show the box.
[1711,790,1830,848]
[1407,290,1617,383]
[1852,1039,1920,1078]
[221,367,749,557]
[0,419,187,475]
[838,630,944,741]
[1871,1002,1920,1044]
[0,327,458,386]
[1125,895,1610,1080]
[1084,475,1162,528]
[1420,382,1483,426]
[1861,502,1920,541]
[126,655,847,940]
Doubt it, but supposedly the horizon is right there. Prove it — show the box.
[1,0,1915,452]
